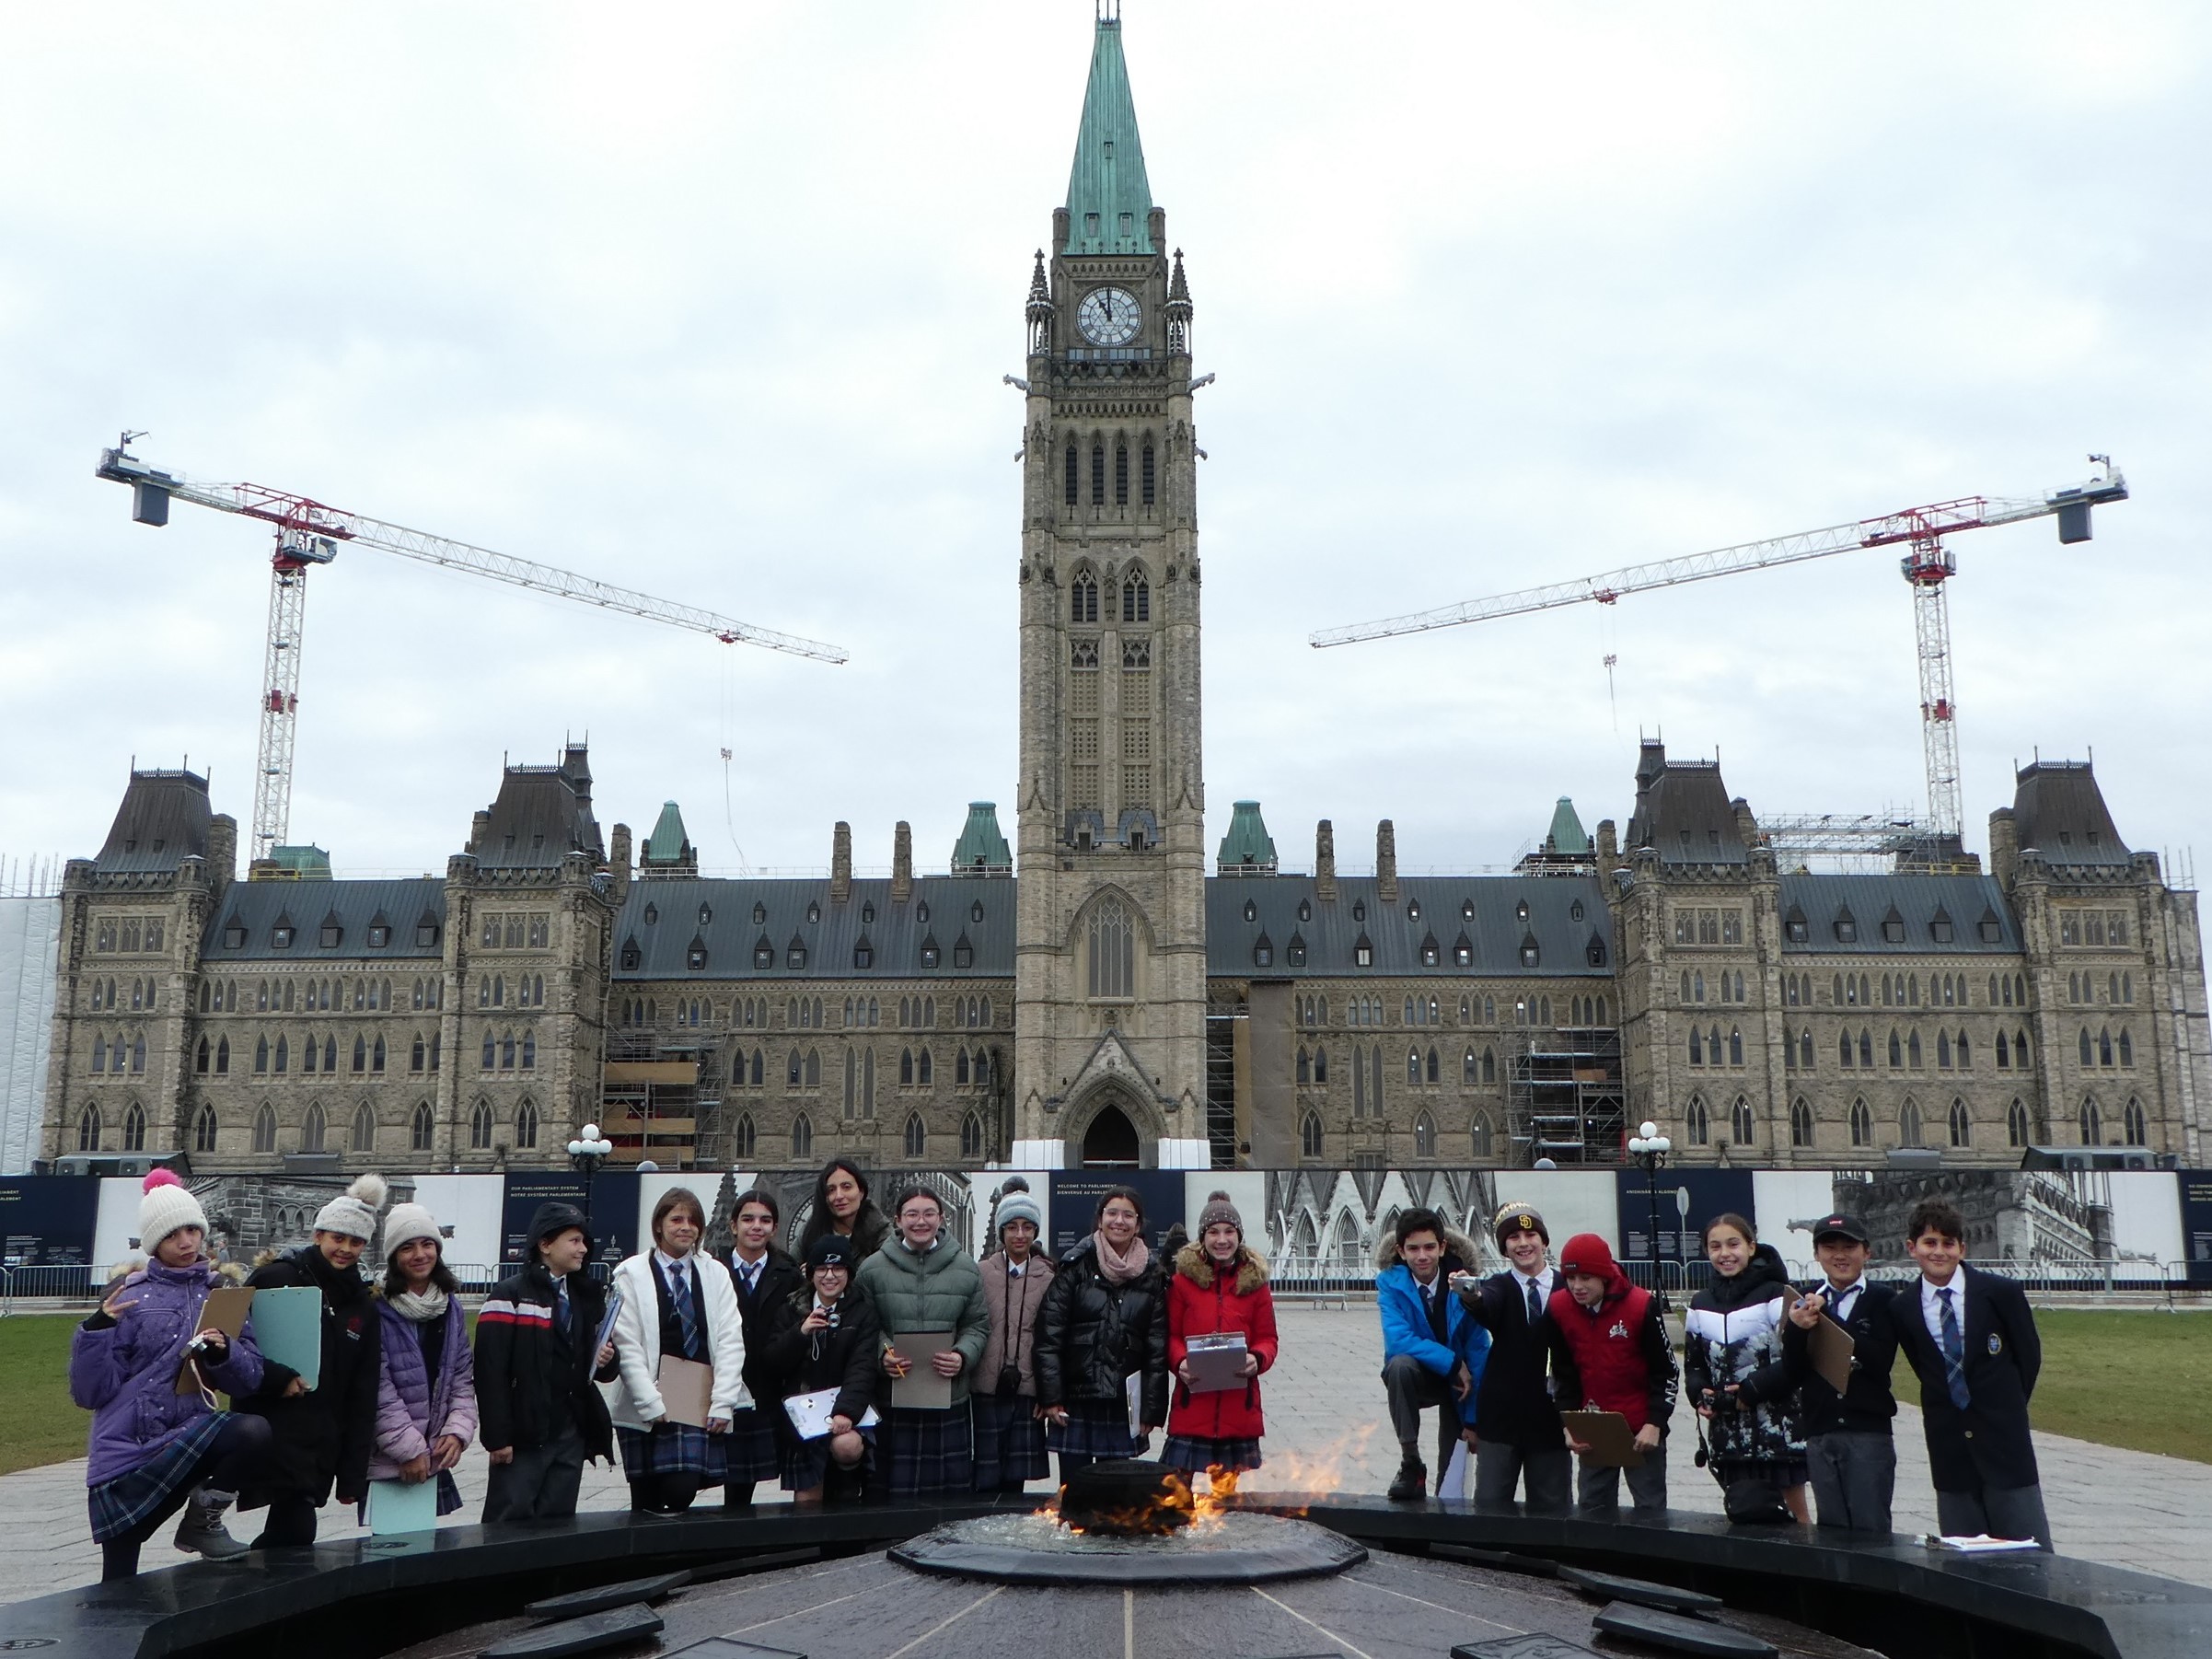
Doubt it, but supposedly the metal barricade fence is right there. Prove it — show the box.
[0,1263,99,1309]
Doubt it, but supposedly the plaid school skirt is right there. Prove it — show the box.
[883,1404,975,1498]
[87,1411,229,1544]
[1045,1397,1135,1459]
[618,1421,729,1484]
[722,1406,782,1483]
[782,1423,876,1494]
[1161,1433,1262,1475]
[971,1391,1049,1489]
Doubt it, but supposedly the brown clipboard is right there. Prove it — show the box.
[175,1285,255,1394]
[1560,1409,1645,1468]
[655,1355,715,1427]
[887,1329,958,1409]
[1808,1313,1856,1395]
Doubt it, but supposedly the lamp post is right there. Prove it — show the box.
[1627,1118,1673,1312]
[565,1121,614,1226]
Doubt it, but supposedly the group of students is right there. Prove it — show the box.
[1377,1194,2051,1547]
[71,1162,1285,1578]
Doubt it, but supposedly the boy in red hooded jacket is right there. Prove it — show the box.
[1546,1232,1678,1513]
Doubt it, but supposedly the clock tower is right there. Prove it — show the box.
[1011,9,1210,1169]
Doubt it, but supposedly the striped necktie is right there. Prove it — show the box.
[1937,1287,1970,1410]
[668,1261,700,1355]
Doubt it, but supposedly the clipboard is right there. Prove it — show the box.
[367,1476,441,1536]
[175,1285,255,1394]
[886,1329,957,1410]
[251,1284,324,1389]
[1560,1410,1645,1468]
[1808,1314,1857,1395]
[1184,1332,1249,1394]
[782,1386,879,1440]
[655,1355,715,1428]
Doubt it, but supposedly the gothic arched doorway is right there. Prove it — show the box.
[1080,1102,1141,1168]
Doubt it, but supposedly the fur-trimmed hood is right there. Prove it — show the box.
[1373,1225,1482,1274]
[1173,1241,1268,1294]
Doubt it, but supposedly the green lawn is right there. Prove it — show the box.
[1886,1310,2212,1465]
[0,1315,89,1475]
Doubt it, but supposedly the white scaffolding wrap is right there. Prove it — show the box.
[0,898,61,1174]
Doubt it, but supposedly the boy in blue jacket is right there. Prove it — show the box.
[1375,1207,1490,1501]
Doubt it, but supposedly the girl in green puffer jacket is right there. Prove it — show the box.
[853,1184,989,1498]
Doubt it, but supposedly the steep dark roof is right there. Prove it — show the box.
[203,878,445,962]
[1204,876,1614,978]
[1776,874,2019,955]
[476,747,603,869]
[1625,742,1747,865]
[612,876,1014,980]
[93,771,212,873]
[2011,760,2129,866]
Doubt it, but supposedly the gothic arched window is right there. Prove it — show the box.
[301,1102,328,1154]
[1299,1111,1324,1161]
[194,1102,219,1154]
[469,1098,493,1150]
[1121,572,1149,623]
[961,1111,983,1160]
[1071,571,1098,624]
[1064,444,1079,506]
[515,1099,539,1149]
[1790,1096,1813,1148]
[253,1102,277,1154]
[1087,899,1134,1001]
[2007,1098,2029,1147]
[792,1113,813,1159]
[1090,440,1106,505]
[1948,1098,1972,1148]
[1685,1096,1709,1145]
[1731,1096,1755,1144]
[121,1100,146,1153]
[411,1100,434,1152]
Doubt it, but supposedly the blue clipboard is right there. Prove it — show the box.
[250,1285,323,1389]
[367,1477,440,1536]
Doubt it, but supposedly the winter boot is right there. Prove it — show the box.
[173,1486,249,1561]
[1385,1455,1429,1502]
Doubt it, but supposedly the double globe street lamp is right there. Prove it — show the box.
[566,1121,615,1227]
[1626,1118,1673,1311]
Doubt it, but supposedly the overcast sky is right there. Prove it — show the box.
[3,4,2206,890]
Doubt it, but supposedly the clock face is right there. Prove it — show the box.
[1077,285,1141,346]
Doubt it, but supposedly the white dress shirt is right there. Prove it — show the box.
[1511,1266,1556,1315]
[1823,1277,1868,1325]
[1919,1271,1966,1347]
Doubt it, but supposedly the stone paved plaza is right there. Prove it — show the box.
[5,1305,2207,1604]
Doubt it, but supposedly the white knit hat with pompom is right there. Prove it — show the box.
[137,1167,207,1253]
[313,1173,388,1242]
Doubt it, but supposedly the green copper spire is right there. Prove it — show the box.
[1544,796,1592,856]
[1216,801,1278,876]
[951,802,1013,875]
[641,800,693,868]
[1063,14,1153,256]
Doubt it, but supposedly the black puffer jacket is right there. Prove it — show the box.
[1035,1238,1169,1428]
[727,1247,807,1410]
[474,1261,616,1462]
[237,1246,382,1507]
[758,1280,882,1439]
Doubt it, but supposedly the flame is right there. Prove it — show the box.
[1233,1421,1382,1516]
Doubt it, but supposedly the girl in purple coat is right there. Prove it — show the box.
[69,1171,274,1580]
[365,1201,478,1518]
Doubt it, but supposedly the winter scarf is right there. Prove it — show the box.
[1094,1231,1150,1285]
[385,1284,450,1323]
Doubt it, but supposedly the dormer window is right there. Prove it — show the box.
[1354,934,1373,968]
[954,934,975,969]
[1286,933,1306,968]
[643,903,658,925]
[1882,907,1906,944]
[1297,899,1311,922]
[272,921,295,949]
[1243,899,1257,923]
[1352,900,1366,922]
[787,937,808,970]
[1419,934,1440,968]
[698,903,712,926]
[1515,899,1529,922]
[752,902,767,926]
[920,935,941,969]
[972,901,985,923]
[1453,934,1474,969]
[1930,908,1954,944]
[854,937,874,969]
[1835,909,1858,944]
[318,913,342,948]
[620,935,641,970]
[1587,935,1608,968]
[862,902,875,925]
[223,919,246,950]
[1569,900,1584,922]
[1785,906,1809,945]
[918,901,931,924]
[753,937,774,969]
[1979,909,2003,944]
[1253,934,1273,969]
[807,902,821,924]
[1521,934,1540,969]
[686,935,709,971]
[1407,899,1421,922]
[1462,899,1475,922]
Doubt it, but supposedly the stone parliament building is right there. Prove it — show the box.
[39,17,2212,1179]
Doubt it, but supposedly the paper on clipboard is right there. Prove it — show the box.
[655,1355,714,1427]
[175,1285,255,1394]
[249,1284,323,1389]
[1808,1314,1857,1395]
[887,1329,957,1410]
[1184,1331,1249,1394]
[1559,1410,1645,1468]
[367,1477,440,1536]
[782,1386,878,1440]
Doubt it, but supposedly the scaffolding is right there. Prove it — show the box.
[1505,1024,1625,1166]
[599,1026,712,1168]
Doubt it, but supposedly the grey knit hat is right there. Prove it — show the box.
[379,1201,443,1261]
[1197,1189,1244,1238]
[993,1178,1042,1240]
[314,1174,388,1242]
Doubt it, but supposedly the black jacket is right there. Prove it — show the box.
[797,1204,889,1267]
[758,1280,882,1435]
[474,1262,616,1461]
[1035,1238,1169,1428]
[237,1247,381,1506]
[1888,1264,2042,1491]
[1781,1277,1902,1438]
[728,1247,806,1410]
[1456,1269,1564,1447]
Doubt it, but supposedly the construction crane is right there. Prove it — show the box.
[1310,458,2128,841]
[97,438,848,861]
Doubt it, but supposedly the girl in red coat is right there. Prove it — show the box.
[1163,1190,1278,1494]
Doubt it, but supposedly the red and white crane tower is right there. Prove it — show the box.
[98,437,848,861]
[1310,458,2128,843]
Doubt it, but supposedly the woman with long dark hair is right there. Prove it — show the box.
[796,1158,889,1265]
[365,1201,476,1521]
[1035,1184,1168,1481]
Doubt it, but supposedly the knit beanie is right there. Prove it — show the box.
[380,1201,443,1261]
[1493,1200,1548,1247]
[992,1178,1043,1240]
[1556,1232,1619,1281]
[1197,1189,1244,1238]
[314,1173,388,1242]
[137,1168,207,1253]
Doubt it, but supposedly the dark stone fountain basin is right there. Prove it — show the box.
[888,1507,1367,1587]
